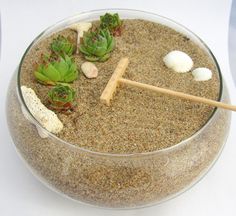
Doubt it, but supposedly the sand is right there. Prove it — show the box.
[20,19,220,153]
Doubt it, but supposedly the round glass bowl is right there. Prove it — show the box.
[6,9,231,208]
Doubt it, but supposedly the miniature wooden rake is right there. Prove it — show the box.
[100,57,236,111]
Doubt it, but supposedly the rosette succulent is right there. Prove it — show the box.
[34,55,79,85]
[100,13,123,36]
[50,35,75,57]
[48,84,76,112]
[79,29,115,62]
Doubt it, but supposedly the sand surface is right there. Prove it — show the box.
[20,19,220,153]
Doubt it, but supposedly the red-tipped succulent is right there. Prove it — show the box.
[100,13,123,36]
[48,84,76,113]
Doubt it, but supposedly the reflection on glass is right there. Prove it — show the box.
[229,0,236,85]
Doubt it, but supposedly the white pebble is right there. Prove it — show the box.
[21,86,63,136]
[192,67,212,81]
[81,62,98,78]
[163,50,193,73]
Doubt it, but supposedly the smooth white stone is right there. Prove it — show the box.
[163,50,193,73]
[81,62,98,78]
[192,67,212,81]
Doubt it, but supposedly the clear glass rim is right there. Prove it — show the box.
[17,8,223,157]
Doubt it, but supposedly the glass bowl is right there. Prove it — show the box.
[6,9,231,209]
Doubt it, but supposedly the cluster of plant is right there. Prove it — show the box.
[79,13,123,62]
[33,13,123,113]
[34,35,78,112]
[100,13,123,36]
[34,54,78,85]
[50,35,76,57]
[47,84,76,112]
[80,29,115,62]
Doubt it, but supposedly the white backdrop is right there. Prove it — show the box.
[0,0,235,215]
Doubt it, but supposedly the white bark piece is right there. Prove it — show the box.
[81,62,98,78]
[21,86,63,136]
[192,67,212,81]
[163,50,193,73]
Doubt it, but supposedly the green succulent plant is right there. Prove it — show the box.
[50,35,75,57]
[34,55,79,85]
[79,29,115,62]
[48,84,76,112]
[100,13,123,36]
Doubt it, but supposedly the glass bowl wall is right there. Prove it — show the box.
[6,9,231,208]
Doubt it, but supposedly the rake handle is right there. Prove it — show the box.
[119,78,236,112]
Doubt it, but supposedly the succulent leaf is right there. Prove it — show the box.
[79,29,115,62]
[99,53,110,62]
[34,72,52,84]
[48,84,76,112]
[46,64,61,81]
[100,13,123,36]
[50,35,75,57]
[84,55,100,62]
[34,55,79,85]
